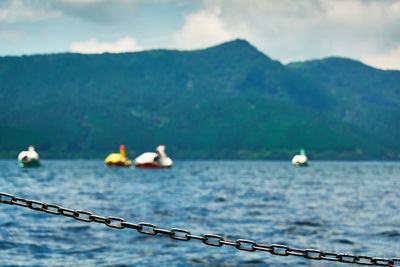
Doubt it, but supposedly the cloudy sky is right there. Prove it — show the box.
[1,0,400,69]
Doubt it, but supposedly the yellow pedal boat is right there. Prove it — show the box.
[105,145,131,167]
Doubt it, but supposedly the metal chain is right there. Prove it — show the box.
[1,192,399,266]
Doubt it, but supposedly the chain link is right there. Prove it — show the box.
[0,192,399,266]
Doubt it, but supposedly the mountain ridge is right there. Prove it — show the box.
[0,39,399,159]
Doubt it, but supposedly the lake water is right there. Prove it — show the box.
[0,160,399,266]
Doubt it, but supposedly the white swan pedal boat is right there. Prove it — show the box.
[134,145,173,168]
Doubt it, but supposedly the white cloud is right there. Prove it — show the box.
[0,0,140,24]
[69,36,143,54]
[361,45,400,70]
[51,0,141,22]
[1,0,400,69]
[60,0,107,4]
[0,0,60,23]
[172,0,400,69]
[60,0,136,4]
[171,7,249,50]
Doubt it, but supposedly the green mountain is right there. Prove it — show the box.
[0,40,399,159]
[287,58,400,158]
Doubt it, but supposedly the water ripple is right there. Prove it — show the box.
[0,160,399,266]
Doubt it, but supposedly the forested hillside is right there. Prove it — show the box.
[1,39,399,159]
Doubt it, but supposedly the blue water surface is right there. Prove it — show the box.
[0,160,399,266]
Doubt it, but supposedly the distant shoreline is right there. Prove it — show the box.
[1,158,399,162]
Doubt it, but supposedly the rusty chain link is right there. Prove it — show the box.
[1,192,399,266]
